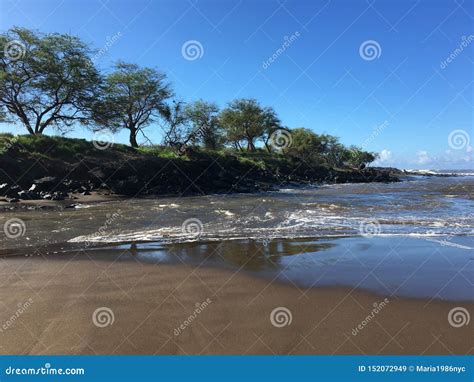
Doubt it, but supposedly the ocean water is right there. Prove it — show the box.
[1,176,473,300]
[3,175,472,248]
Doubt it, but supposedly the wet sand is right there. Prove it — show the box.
[0,251,472,355]
[0,191,123,211]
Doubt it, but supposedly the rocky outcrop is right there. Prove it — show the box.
[0,146,400,201]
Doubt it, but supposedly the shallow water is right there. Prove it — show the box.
[1,176,473,300]
[1,176,473,250]
[70,235,473,301]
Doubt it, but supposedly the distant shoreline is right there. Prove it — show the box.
[0,170,468,212]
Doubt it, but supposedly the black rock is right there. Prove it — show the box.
[112,176,141,195]
[63,179,81,190]
[2,185,22,198]
[51,191,67,201]
[34,176,57,185]
[29,192,42,200]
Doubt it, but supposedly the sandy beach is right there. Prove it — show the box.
[0,250,472,355]
[0,3,473,381]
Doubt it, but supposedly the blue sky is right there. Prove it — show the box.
[0,0,472,169]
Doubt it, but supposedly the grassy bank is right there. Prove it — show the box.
[0,134,398,200]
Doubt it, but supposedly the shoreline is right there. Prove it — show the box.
[5,242,473,305]
[0,253,472,355]
[2,235,472,302]
[0,191,123,211]
[0,135,401,204]
[1,170,468,211]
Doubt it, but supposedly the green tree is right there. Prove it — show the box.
[321,135,346,167]
[285,128,325,160]
[162,100,189,149]
[0,27,101,134]
[260,107,281,152]
[344,146,377,169]
[93,62,172,148]
[220,99,275,151]
[184,100,222,150]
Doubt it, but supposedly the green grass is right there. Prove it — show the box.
[137,145,181,159]
[0,133,325,173]
[0,133,132,160]
[137,145,296,171]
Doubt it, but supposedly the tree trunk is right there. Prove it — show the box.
[129,128,138,148]
[264,139,271,153]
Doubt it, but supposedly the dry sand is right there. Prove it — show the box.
[0,253,472,355]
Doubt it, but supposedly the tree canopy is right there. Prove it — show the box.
[0,27,378,169]
[184,100,222,150]
[92,62,172,147]
[0,27,101,134]
[219,99,280,152]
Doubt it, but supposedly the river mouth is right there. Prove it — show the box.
[1,176,473,301]
[2,176,473,250]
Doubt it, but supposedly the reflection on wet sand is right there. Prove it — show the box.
[26,235,470,301]
[1,250,472,355]
[138,239,335,272]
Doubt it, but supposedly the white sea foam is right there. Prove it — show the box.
[214,209,235,217]
[158,203,180,208]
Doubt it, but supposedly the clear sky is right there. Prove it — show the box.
[0,0,472,169]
